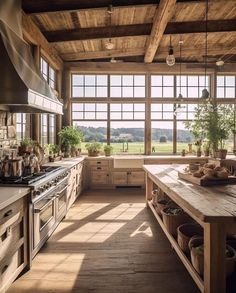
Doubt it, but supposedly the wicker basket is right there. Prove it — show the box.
[161,207,191,237]
[189,236,236,277]
[177,223,203,254]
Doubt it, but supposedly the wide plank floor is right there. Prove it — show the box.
[8,189,200,293]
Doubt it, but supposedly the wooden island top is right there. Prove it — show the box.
[143,164,236,293]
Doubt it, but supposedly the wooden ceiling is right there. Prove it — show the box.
[22,0,236,64]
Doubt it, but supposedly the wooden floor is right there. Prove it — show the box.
[8,189,200,293]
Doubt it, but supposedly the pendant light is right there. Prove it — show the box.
[174,37,185,116]
[166,36,175,66]
[201,0,209,99]
[105,4,114,50]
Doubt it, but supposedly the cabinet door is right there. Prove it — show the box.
[91,171,109,185]
[112,172,127,185]
[128,171,145,185]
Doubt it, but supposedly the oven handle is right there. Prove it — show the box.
[34,197,56,213]
[55,185,68,198]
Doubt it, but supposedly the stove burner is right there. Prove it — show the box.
[0,166,62,185]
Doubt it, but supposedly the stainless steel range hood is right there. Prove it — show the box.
[0,0,63,114]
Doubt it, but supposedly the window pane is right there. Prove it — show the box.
[97,87,107,97]
[122,87,133,97]
[151,104,162,111]
[110,75,121,86]
[163,87,174,97]
[85,87,95,97]
[110,112,121,119]
[97,104,107,111]
[134,112,145,119]
[123,75,133,86]
[134,75,145,86]
[85,104,95,111]
[188,87,199,98]
[123,104,133,111]
[72,75,83,86]
[134,104,145,111]
[72,103,83,111]
[85,75,95,86]
[217,76,224,86]
[151,121,173,153]
[177,121,194,153]
[226,87,235,98]
[226,76,235,87]
[110,87,121,97]
[72,87,83,97]
[151,76,162,86]
[134,87,145,97]
[151,87,162,97]
[110,104,121,111]
[96,112,107,119]
[97,75,108,86]
[177,75,187,87]
[188,76,198,86]
[72,112,83,119]
[199,76,209,87]
[163,75,174,86]
[123,112,133,119]
[85,112,95,119]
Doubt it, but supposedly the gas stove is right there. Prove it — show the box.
[0,165,68,201]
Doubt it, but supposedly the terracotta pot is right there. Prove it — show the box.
[161,207,191,237]
[177,223,203,254]
[217,149,228,159]
[88,150,100,157]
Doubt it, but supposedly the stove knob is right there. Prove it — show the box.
[35,190,41,196]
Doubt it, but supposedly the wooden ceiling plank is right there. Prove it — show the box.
[60,48,145,61]
[144,0,177,63]
[43,19,236,43]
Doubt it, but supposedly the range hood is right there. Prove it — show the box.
[0,0,63,114]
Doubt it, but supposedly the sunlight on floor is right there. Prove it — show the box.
[67,203,110,220]
[130,221,153,238]
[58,222,126,243]
[96,203,145,220]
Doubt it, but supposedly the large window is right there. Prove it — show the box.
[217,75,236,98]
[72,75,108,98]
[70,73,234,154]
[40,57,57,146]
[16,113,26,140]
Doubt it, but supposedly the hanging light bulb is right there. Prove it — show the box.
[105,38,114,50]
[166,36,175,66]
[105,4,114,50]
[201,0,210,99]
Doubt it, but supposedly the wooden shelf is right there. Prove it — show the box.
[147,201,204,293]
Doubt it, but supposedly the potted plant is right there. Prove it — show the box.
[58,126,83,158]
[103,145,113,157]
[194,140,202,157]
[18,138,35,154]
[85,142,102,157]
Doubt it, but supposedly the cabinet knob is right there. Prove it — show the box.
[4,210,13,218]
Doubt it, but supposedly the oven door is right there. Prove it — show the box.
[33,196,56,250]
[55,183,68,221]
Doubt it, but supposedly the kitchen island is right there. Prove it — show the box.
[143,164,236,293]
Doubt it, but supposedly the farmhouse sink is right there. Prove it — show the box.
[113,157,144,168]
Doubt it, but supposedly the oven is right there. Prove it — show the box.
[32,175,69,256]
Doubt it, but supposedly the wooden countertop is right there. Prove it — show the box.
[45,157,84,169]
[0,187,30,210]
[143,164,236,224]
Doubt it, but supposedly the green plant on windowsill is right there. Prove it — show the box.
[58,126,83,157]
[85,142,102,157]
[103,145,113,157]
[18,138,35,154]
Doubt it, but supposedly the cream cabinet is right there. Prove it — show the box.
[0,196,28,292]
[86,158,112,188]
[67,161,84,210]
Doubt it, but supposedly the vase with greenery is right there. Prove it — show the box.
[58,126,83,157]
[103,145,113,157]
[18,138,35,154]
[85,142,102,157]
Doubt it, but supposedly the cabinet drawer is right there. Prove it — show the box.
[88,160,109,167]
[90,166,109,171]
[0,198,24,231]
[0,245,24,292]
[128,171,145,185]
[91,171,109,185]
[0,212,24,262]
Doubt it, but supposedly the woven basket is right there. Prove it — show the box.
[161,207,191,237]
[189,236,236,277]
[177,223,203,254]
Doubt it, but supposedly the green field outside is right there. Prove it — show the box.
[79,141,213,155]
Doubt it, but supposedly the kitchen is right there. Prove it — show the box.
[0,1,236,293]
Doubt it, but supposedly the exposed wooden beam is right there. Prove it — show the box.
[64,61,236,74]
[22,0,203,15]
[44,20,236,43]
[61,48,145,61]
[22,11,63,70]
[144,0,177,63]
[60,45,236,62]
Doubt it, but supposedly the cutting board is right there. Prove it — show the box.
[178,171,236,186]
